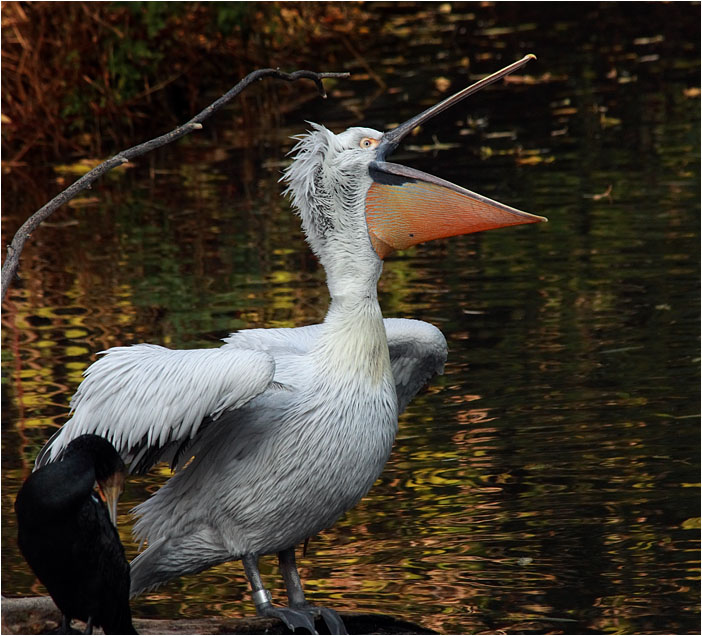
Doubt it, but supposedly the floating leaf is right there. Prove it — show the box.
[434,76,451,92]
[516,154,555,165]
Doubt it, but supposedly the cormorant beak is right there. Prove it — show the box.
[98,472,125,527]
[366,54,547,259]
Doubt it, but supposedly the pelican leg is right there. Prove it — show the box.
[242,553,317,634]
[278,547,348,635]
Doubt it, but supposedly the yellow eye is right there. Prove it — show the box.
[360,137,379,149]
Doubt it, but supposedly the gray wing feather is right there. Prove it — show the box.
[383,318,447,413]
[36,319,445,472]
[223,324,321,355]
[34,344,275,472]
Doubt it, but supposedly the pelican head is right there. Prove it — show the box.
[283,55,546,271]
[283,123,385,263]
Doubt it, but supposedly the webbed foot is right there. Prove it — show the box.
[260,602,347,635]
[295,604,347,635]
[242,551,347,635]
[259,603,318,634]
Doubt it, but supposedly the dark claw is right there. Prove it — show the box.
[313,606,348,635]
[291,605,347,635]
[260,605,318,634]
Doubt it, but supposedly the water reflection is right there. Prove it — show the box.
[2,3,700,635]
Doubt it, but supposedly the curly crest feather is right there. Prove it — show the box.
[281,123,336,254]
[281,123,383,261]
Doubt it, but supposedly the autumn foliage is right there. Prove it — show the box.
[1,2,368,164]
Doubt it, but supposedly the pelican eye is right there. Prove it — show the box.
[359,137,379,150]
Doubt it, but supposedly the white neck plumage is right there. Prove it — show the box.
[312,229,391,389]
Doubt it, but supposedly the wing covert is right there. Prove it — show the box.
[34,344,276,473]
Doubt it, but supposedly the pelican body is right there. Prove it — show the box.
[35,56,545,633]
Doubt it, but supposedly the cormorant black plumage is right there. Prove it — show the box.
[15,434,136,634]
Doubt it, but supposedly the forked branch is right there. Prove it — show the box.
[1,68,349,301]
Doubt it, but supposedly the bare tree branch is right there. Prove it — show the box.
[1,68,349,301]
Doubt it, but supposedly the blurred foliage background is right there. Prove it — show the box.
[2,1,367,162]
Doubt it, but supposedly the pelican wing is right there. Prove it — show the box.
[383,318,447,412]
[224,317,447,414]
[34,344,276,473]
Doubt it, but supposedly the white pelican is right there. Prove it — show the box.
[35,55,545,634]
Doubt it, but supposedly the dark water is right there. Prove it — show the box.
[2,3,699,634]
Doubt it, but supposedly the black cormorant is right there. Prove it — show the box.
[15,434,136,634]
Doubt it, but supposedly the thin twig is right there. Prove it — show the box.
[1,68,349,301]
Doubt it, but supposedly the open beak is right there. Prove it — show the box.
[98,472,125,527]
[366,54,547,259]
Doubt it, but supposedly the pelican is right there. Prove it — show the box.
[35,55,545,634]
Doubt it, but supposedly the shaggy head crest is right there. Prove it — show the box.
[282,123,334,213]
[281,123,382,258]
[281,123,336,253]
